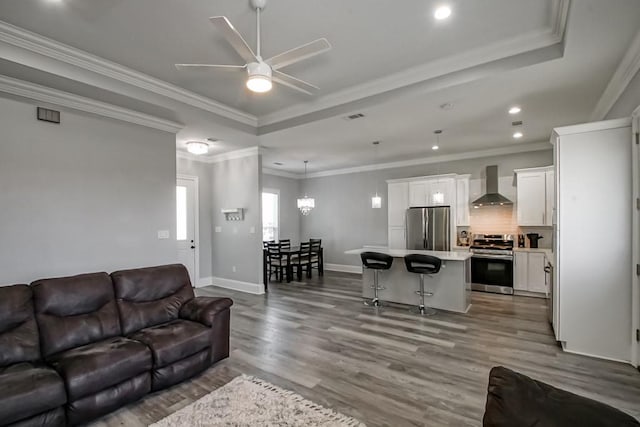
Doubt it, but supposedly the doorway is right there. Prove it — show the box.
[177,175,199,285]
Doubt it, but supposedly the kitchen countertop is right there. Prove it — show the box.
[345,248,472,261]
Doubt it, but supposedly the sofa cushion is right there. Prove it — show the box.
[0,362,66,425]
[47,336,152,401]
[0,285,40,367]
[111,264,195,335]
[129,319,210,368]
[31,272,121,358]
[483,366,640,427]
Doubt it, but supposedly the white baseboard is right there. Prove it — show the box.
[561,342,630,364]
[211,276,265,295]
[325,263,363,274]
[195,276,213,288]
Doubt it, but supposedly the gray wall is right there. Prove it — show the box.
[606,68,640,119]
[177,157,213,279]
[300,149,554,266]
[261,173,301,243]
[0,96,177,285]
[211,155,263,284]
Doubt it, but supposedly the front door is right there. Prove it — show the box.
[177,176,198,285]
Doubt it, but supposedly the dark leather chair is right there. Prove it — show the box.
[483,366,640,426]
[0,285,67,427]
[404,254,442,315]
[31,272,153,426]
[111,264,233,391]
[360,251,394,307]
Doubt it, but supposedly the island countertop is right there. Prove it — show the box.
[344,248,472,261]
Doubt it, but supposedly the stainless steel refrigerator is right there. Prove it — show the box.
[406,206,451,251]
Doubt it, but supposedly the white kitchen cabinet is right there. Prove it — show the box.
[513,252,528,291]
[545,170,554,226]
[388,227,406,249]
[456,175,470,226]
[409,181,428,207]
[429,178,455,206]
[527,252,547,293]
[388,182,409,227]
[514,250,548,294]
[515,166,554,226]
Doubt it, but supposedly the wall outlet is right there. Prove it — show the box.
[232,266,236,273]
[215,226,222,233]
[157,230,170,239]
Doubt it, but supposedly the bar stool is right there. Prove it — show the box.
[404,254,442,315]
[360,252,394,308]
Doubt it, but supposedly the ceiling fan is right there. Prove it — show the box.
[176,0,331,95]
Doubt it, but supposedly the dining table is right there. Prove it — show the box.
[262,244,324,290]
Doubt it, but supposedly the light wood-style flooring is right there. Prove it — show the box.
[92,271,640,426]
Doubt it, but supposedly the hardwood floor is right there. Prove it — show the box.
[93,271,640,426]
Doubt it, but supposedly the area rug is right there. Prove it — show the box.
[150,375,366,427]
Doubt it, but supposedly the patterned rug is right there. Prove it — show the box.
[150,375,366,427]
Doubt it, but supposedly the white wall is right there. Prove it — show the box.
[0,96,177,284]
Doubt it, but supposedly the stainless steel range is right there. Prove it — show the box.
[470,234,514,295]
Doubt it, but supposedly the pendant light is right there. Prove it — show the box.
[371,141,382,209]
[297,160,315,215]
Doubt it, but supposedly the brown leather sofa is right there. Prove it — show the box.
[483,366,640,426]
[0,264,232,427]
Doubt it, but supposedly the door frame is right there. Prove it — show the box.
[177,174,200,286]
[632,108,640,368]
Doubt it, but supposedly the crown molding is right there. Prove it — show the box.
[177,146,261,164]
[258,3,570,128]
[0,74,183,133]
[261,168,301,179]
[552,117,631,136]
[262,142,552,180]
[591,29,640,120]
[0,20,257,127]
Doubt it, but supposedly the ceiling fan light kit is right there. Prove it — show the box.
[186,141,209,155]
[176,0,331,95]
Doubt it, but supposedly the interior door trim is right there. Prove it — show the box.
[177,174,200,287]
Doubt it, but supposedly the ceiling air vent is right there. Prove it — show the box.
[344,113,365,121]
[512,120,523,126]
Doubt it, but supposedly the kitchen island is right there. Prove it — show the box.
[344,248,472,313]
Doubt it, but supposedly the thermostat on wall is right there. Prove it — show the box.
[221,208,244,221]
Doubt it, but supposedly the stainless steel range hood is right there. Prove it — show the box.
[472,165,513,207]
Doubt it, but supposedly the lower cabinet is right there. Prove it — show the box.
[514,251,548,295]
[388,227,406,249]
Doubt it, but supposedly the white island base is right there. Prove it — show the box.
[345,248,472,314]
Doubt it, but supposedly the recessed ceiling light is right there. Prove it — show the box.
[509,106,522,115]
[432,145,440,151]
[513,132,524,139]
[434,6,452,20]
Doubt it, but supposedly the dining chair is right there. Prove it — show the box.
[309,238,323,276]
[266,243,287,282]
[279,239,291,250]
[293,241,312,280]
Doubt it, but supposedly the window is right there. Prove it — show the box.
[262,190,279,241]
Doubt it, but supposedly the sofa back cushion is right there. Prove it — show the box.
[0,285,40,366]
[111,264,195,336]
[32,272,121,358]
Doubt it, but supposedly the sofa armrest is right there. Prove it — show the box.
[180,297,233,327]
[483,366,639,427]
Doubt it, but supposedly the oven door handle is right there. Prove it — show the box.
[471,254,514,261]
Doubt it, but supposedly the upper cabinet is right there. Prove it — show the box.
[408,177,455,207]
[456,175,471,226]
[388,182,409,227]
[515,166,554,226]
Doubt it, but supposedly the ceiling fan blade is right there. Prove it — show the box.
[266,38,331,70]
[175,64,246,72]
[209,16,257,64]
[272,70,319,95]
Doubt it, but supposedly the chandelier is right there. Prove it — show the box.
[297,160,315,215]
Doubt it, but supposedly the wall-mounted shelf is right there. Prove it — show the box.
[221,208,244,221]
